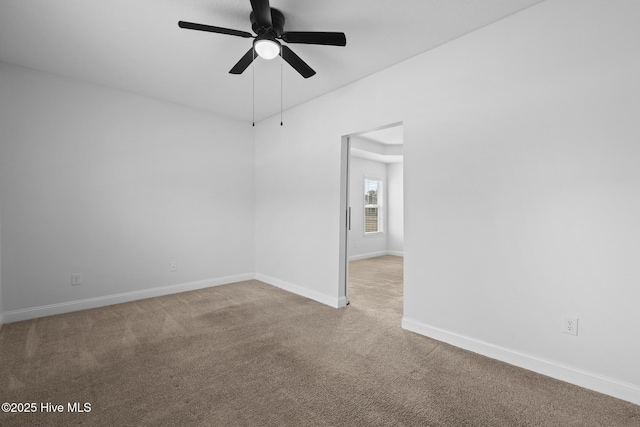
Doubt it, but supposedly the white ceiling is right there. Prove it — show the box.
[351,124,404,164]
[351,147,404,165]
[357,126,404,146]
[0,0,545,123]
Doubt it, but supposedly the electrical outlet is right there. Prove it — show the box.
[71,273,82,286]
[562,316,578,336]
[170,262,177,272]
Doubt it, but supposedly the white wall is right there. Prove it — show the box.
[386,162,403,255]
[0,63,255,320]
[254,0,640,405]
[348,157,387,259]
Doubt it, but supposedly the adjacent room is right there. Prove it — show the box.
[1,0,640,425]
[347,124,404,317]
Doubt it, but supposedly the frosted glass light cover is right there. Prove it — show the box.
[255,39,280,60]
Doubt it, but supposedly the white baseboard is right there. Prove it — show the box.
[255,274,344,309]
[2,273,255,324]
[402,317,640,406]
[349,250,403,261]
[349,250,388,261]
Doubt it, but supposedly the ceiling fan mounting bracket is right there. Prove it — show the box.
[250,8,285,36]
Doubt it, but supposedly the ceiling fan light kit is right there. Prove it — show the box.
[254,36,280,60]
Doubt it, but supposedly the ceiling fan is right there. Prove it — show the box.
[178,0,346,78]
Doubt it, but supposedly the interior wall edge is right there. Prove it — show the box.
[402,317,640,406]
[255,273,346,309]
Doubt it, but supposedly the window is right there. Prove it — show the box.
[364,177,383,233]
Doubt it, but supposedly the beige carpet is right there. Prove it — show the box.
[1,256,639,426]
[349,255,404,320]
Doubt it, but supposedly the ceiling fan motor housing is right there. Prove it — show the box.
[250,8,285,36]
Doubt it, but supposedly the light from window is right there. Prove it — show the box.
[364,178,383,233]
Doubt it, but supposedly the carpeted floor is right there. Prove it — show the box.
[348,254,404,320]
[1,256,639,426]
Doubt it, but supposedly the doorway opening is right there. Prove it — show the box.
[339,122,404,319]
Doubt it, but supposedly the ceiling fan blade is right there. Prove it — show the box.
[281,31,346,46]
[281,46,315,79]
[178,21,253,38]
[250,0,272,28]
[229,48,256,75]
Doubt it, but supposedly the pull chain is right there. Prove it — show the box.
[252,48,255,127]
[251,49,284,127]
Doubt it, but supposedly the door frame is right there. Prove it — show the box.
[338,135,351,306]
[338,121,403,307]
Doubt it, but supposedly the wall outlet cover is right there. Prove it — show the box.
[71,273,82,286]
[562,316,578,336]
